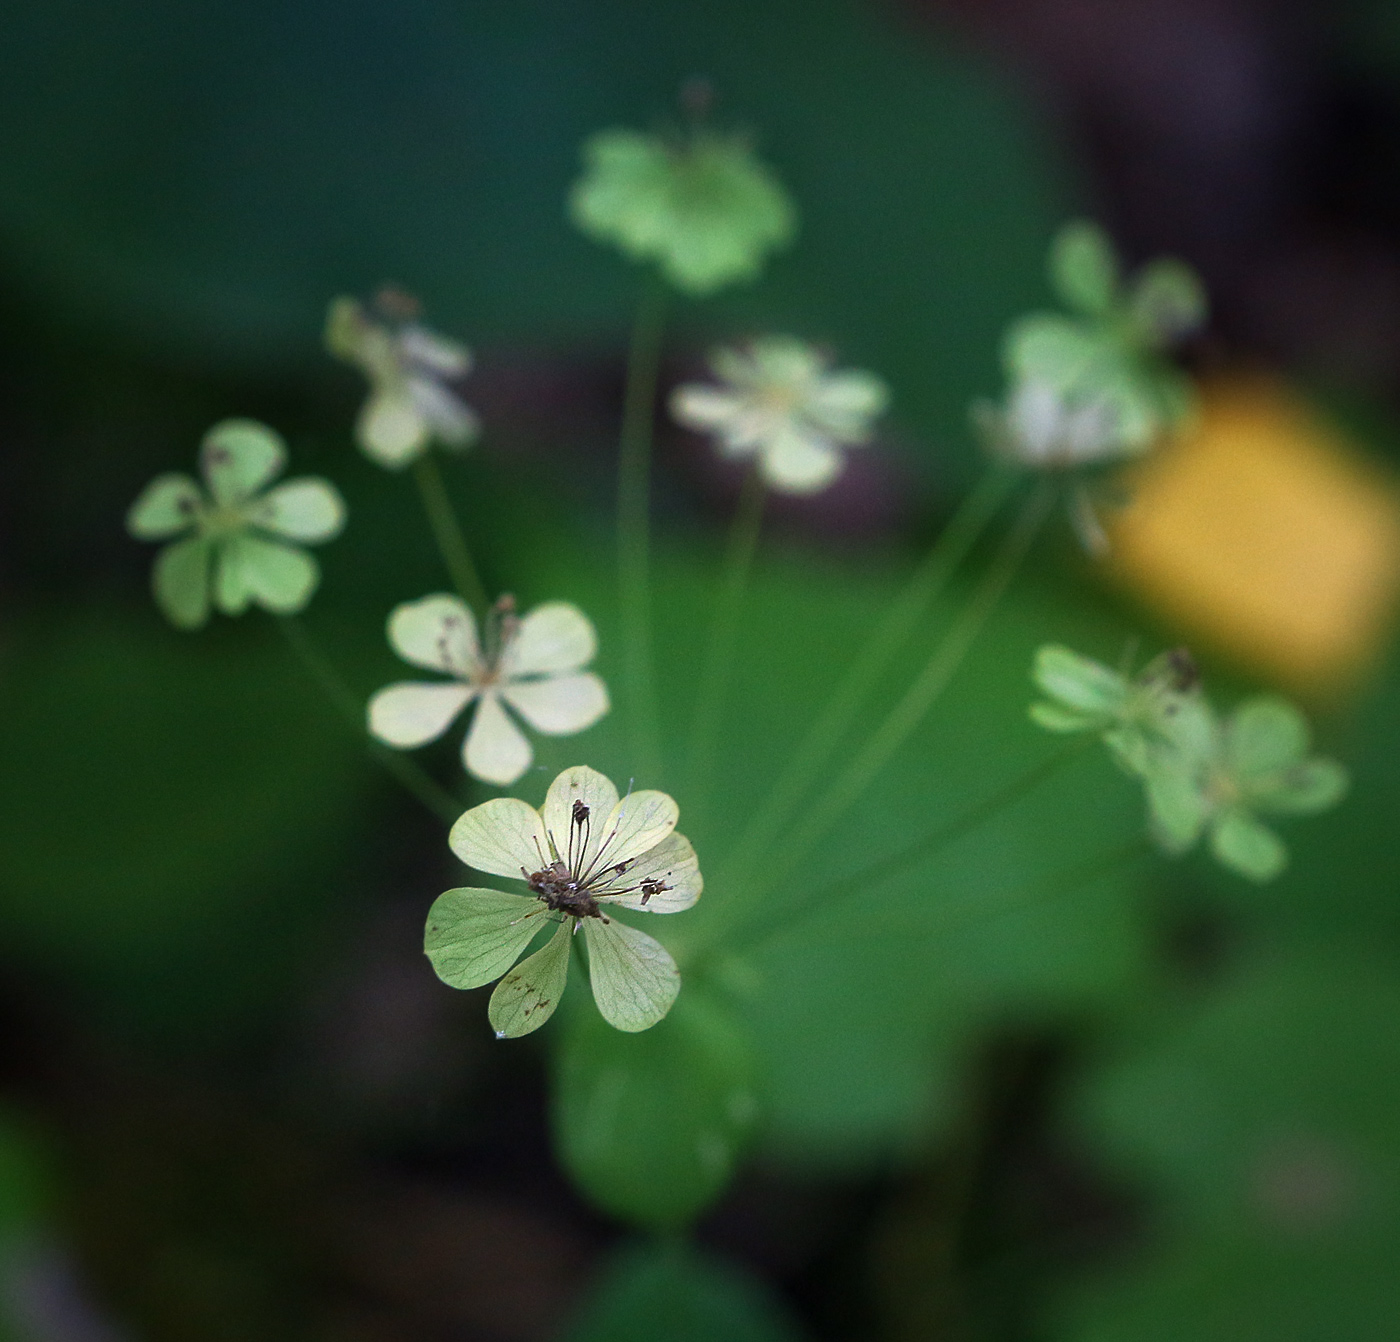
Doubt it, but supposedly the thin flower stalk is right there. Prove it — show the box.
[412,453,491,614]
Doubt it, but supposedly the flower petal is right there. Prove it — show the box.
[1032,645,1127,716]
[583,917,680,1032]
[153,536,212,629]
[215,534,318,615]
[760,425,842,494]
[399,325,472,378]
[368,682,473,748]
[424,887,550,989]
[127,473,201,540]
[500,673,609,735]
[200,419,286,504]
[450,797,551,879]
[1210,809,1288,882]
[542,766,621,871]
[386,594,480,676]
[250,478,346,543]
[806,370,889,440]
[504,602,598,677]
[669,384,749,434]
[1226,697,1309,779]
[594,789,680,870]
[596,832,702,913]
[488,920,571,1038]
[357,387,427,468]
[1258,759,1349,816]
[408,376,479,448]
[463,692,533,786]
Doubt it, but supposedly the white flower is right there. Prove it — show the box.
[368,595,609,786]
[326,294,480,469]
[669,335,889,494]
[426,765,703,1035]
[974,376,1128,470]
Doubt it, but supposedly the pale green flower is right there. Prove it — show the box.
[670,336,888,493]
[325,293,479,469]
[1145,696,1348,883]
[425,766,703,1036]
[569,127,795,296]
[126,419,346,630]
[1004,220,1206,453]
[368,595,608,787]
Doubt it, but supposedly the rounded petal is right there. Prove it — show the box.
[152,536,211,629]
[1032,645,1127,716]
[386,594,480,676]
[357,388,428,468]
[215,534,319,615]
[596,831,702,914]
[1227,697,1310,779]
[500,673,609,735]
[504,601,597,677]
[1049,219,1121,316]
[399,325,472,378]
[805,370,889,440]
[595,789,680,870]
[408,376,479,448]
[669,384,748,434]
[127,473,201,540]
[1210,809,1288,882]
[583,917,680,1032]
[759,425,842,494]
[200,419,286,504]
[449,796,551,879]
[463,692,533,786]
[748,335,823,385]
[1144,751,1211,854]
[1258,758,1349,816]
[488,920,571,1038]
[424,886,551,989]
[368,681,473,748]
[542,766,621,870]
[251,478,346,543]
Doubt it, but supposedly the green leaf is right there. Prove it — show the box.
[423,887,550,990]
[126,472,201,540]
[214,534,318,615]
[1226,697,1309,780]
[152,536,211,630]
[554,987,758,1227]
[1259,759,1349,816]
[1130,256,1207,344]
[1032,644,1127,715]
[583,917,680,1032]
[1048,219,1120,315]
[198,418,286,505]
[561,1241,803,1342]
[488,919,572,1038]
[1210,810,1287,882]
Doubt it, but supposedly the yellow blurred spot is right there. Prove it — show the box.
[1108,377,1400,692]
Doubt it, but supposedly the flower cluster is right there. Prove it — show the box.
[425,767,702,1036]
[1031,644,1347,881]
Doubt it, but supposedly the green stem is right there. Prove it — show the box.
[750,479,1056,903]
[276,615,463,825]
[724,740,1089,952]
[412,453,490,613]
[687,465,766,811]
[716,466,1017,891]
[616,278,669,783]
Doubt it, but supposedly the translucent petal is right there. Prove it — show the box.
[596,832,703,914]
[1144,752,1211,854]
[1049,219,1120,316]
[449,797,552,879]
[805,370,889,440]
[542,766,621,871]
[488,920,571,1038]
[1256,759,1349,816]
[1226,697,1309,779]
[399,325,472,378]
[1028,701,1096,734]
[759,425,842,494]
[386,594,480,676]
[504,602,597,677]
[463,692,533,786]
[214,534,318,615]
[357,388,427,468]
[747,335,823,386]
[584,917,680,1031]
[500,673,609,735]
[424,887,550,989]
[153,536,211,630]
[594,789,680,870]
[127,473,201,540]
[367,681,473,748]
[408,376,479,447]
[1131,258,1207,343]
[1210,809,1287,883]
[250,478,346,542]
[669,385,748,434]
[200,419,286,505]
[1003,314,1103,390]
[1031,645,1126,715]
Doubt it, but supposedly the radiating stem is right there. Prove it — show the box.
[616,277,669,782]
[750,479,1056,901]
[413,453,490,613]
[717,466,1017,891]
[687,465,766,811]
[276,615,462,825]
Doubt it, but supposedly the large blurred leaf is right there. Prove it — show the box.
[1051,946,1400,1341]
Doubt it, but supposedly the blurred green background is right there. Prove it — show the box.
[4,1,1400,1339]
